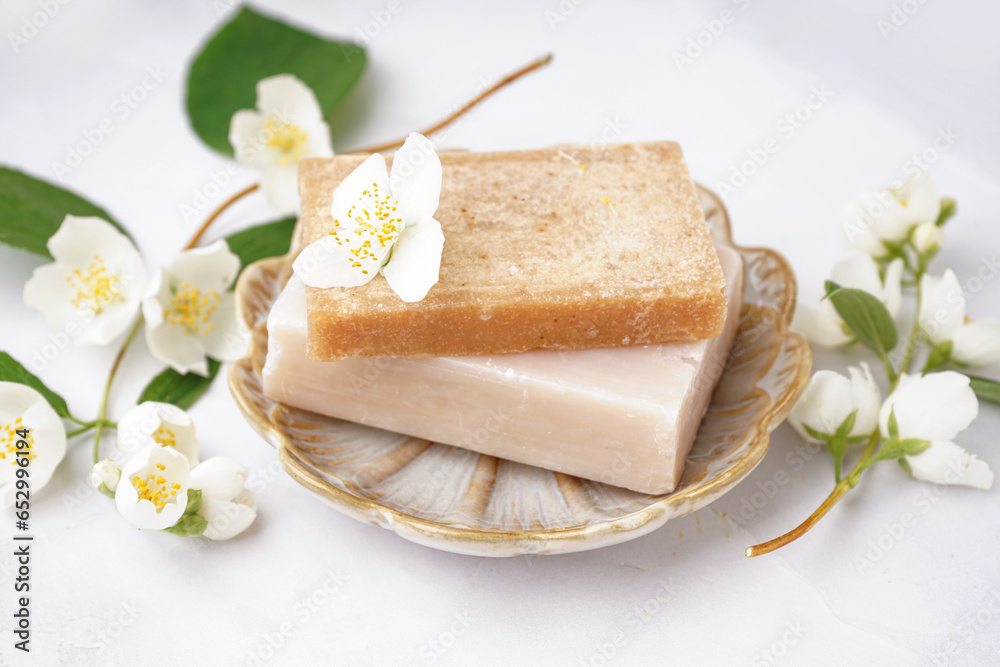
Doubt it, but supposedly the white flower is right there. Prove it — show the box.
[788,363,881,443]
[23,215,145,345]
[142,240,247,376]
[919,270,1000,367]
[189,457,257,540]
[292,132,445,303]
[879,372,992,490]
[912,222,943,255]
[229,74,333,214]
[844,171,940,256]
[791,252,903,347]
[90,459,121,495]
[114,445,191,530]
[116,402,200,464]
[0,383,67,507]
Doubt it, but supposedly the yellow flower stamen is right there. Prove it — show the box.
[265,116,309,167]
[153,426,177,448]
[66,255,124,314]
[1,421,34,465]
[327,181,404,273]
[163,282,220,336]
[131,470,180,511]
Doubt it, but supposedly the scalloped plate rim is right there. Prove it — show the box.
[228,184,812,556]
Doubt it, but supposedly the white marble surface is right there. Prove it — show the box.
[2,0,999,665]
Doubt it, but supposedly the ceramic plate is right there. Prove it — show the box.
[228,185,811,556]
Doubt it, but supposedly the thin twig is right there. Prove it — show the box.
[745,430,881,557]
[350,53,554,154]
[184,182,259,250]
[92,318,142,464]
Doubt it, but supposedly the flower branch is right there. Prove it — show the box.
[752,171,997,558]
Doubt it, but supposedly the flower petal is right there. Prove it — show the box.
[831,251,884,297]
[23,216,145,345]
[381,216,445,303]
[46,215,135,265]
[912,222,943,254]
[255,74,324,126]
[879,372,978,441]
[293,154,395,288]
[23,262,82,329]
[389,132,442,224]
[229,109,268,166]
[790,300,851,348]
[847,363,881,436]
[143,308,211,376]
[168,240,241,292]
[906,440,993,490]
[190,457,248,501]
[919,270,965,344]
[844,218,888,257]
[91,459,122,493]
[259,162,302,215]
[304,120,334,159]
[951,319,1000,367]
[116,402,199,465]
[895,171,940,227]
[292,237,373,289]
[787,370,854,442]
[200,492,257,540]
[115,445,190,530]
[200,292,247,362]
[881,258,904,317]
[0,385,66,508]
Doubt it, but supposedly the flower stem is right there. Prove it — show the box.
[93,318,142,464]
[745,430,881,557]
[350,53,554,154]
[880,352,896,387]
[67,423,96,437]
[185,182,259,250]
[895,271,925,387]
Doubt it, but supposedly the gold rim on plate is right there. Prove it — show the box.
[228,185,812,556]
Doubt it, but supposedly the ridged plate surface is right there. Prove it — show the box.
[229,185,811,556]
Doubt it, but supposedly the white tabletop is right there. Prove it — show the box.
[2,1,999,665]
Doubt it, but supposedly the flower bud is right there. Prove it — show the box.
[912,222,943,254]
[91,459,122,496]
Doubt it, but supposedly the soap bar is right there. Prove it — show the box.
[263,245,743,495]
[297,142,728,361]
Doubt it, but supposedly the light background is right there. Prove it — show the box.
[1,0,999,665]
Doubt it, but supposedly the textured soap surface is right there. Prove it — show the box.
[298,142,728,361]
[263,245,743,495]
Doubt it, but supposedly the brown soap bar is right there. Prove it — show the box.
[298,142,727,361]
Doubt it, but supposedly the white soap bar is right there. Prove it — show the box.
[263,246,743,495]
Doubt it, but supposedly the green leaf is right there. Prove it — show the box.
[886,406,900,441]
[184,488,203,515]
[0,351,71,418]
[164,512,208,537]
[824,282,899,361]
[967,375,1000,406]
[0,167,129,258]
[873,409,930,463]
[225,217,296,276]
[898,457,914,477]
[898,438,932,457]
[922,340,952,374]
[935,197,956,227]
[138,359,222,410]
[186,6,366,155]
[829,410,858,482]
